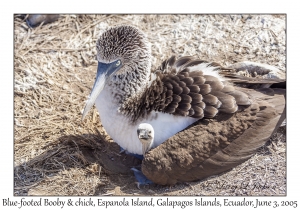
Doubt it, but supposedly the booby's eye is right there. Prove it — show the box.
[115,60,121,67]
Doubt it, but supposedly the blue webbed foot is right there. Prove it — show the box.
[131,168,153,189]
[120,147,153,188]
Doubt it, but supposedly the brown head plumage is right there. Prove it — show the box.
[96,25,151,76]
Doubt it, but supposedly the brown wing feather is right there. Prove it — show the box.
[120,56,253,122]
[142,87,286,185]
[220,72,286,88]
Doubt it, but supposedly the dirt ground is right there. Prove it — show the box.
[14,14,286,196]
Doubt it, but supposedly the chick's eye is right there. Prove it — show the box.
[115,60,121,67]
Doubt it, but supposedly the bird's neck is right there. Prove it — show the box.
[106,59,152,105]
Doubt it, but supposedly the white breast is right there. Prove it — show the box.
[95,87,199,155]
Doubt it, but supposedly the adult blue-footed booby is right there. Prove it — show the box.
[82,25,286,185]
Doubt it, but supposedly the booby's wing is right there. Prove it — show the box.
[220,72,286,88]
[141,87,286,185]
[219,61,286,89]
[120,56,253,122]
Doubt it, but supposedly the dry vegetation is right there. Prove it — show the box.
[14,14,286,196]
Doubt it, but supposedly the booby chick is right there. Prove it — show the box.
[137,123,154,156]
[133,123,155,188]
[82,25,286,185]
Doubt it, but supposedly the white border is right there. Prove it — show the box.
[2,1,298,209]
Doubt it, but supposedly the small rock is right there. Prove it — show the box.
[26,14,60,27]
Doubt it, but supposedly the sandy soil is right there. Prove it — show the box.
[14,14,286,196]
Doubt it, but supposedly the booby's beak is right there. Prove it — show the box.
[82,60,122,120]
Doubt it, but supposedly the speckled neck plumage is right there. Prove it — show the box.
[106,64,150,104]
